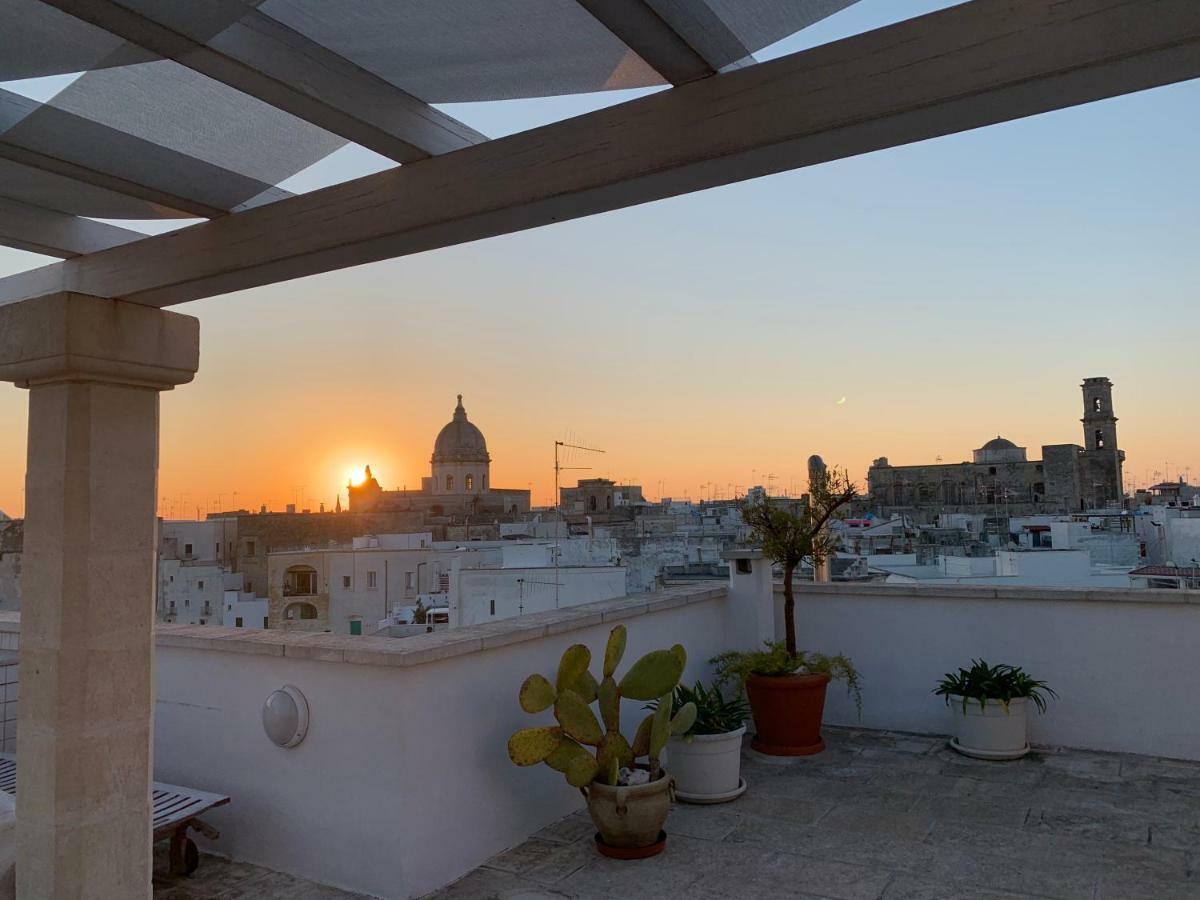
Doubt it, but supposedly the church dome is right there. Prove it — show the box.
[981,436,1017,451]
[432,395,490,464]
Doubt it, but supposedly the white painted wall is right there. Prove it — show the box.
[150,584,753,899]
[783,582,1200,760]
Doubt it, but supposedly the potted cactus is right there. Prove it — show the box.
[507,625,695,858]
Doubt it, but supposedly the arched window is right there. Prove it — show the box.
[606,496,613,510]
[465,474,474,491]
[589,496,597,511]
[283,565,317,596]
[284,601,318,620]
[482,474,487,489]
[1095,429,1105,449]
[1093,397,1102,412]
[446,474,454,491]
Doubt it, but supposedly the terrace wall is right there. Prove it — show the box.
[149,581,754,899]
[784,582,1200,761]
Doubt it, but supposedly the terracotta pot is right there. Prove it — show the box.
[745,673,831,756]
[581,771,672,850]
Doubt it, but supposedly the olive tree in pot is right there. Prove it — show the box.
[715,469,861,756]
[507,625,696,859]
[935,660,1056,760]
[652,681,750,804]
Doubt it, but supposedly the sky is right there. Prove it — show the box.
[0,0,1198,518]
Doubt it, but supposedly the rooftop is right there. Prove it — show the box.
[429,727,1200,900]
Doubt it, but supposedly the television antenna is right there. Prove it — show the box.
[555,440,605,607]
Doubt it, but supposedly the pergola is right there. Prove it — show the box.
[0,0,1196,895]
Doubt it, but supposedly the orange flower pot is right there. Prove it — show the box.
[745,673,831,756]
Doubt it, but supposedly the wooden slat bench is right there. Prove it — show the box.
[0,752,230,876]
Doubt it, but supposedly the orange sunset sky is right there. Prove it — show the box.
[0,2,1197,519]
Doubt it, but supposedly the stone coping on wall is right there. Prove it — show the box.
[43,583,721,669]
[781,580,1200,606]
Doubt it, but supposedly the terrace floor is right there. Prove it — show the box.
[425,727,1200,900]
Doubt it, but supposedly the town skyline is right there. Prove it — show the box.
[0,0,1197,518]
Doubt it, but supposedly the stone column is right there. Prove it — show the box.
[0,293,198,898]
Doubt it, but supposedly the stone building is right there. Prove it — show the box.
[868,378,1125,516]
[349,395,530,518]
[559,478,646,515]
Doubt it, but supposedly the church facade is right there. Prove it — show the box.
[867,378,1125,515]
[348,395,531,517]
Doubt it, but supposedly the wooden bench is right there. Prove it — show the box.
[0,752,230,876]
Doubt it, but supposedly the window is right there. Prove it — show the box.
[184,598,189,607]
[1093,397,1102,412]
[405,571,413,590]
[169,575,174,583]
[169,600,176,610]
[198,580,204,590]
[988,467,997,476]
[342,575,352,589]
[246,540,256,557]
[1095,429,1105,449]
[489,599,495,616]
[235,617,243,628]
[368,571,377,589]
[589,496,597,511]
[284,602,318,620]
[215,542,220,558]
[283,566,318,596]
[350,620,363,636]
[735,558,753,575]
[263,617,269,628]
[446,475,454,491]
[184,543,193,556]
[465,474,474,491]
[199,619,205,625]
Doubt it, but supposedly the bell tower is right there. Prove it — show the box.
[1079,377,1124,509]
[1081,377,1118,452]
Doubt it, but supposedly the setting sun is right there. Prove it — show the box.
[344,467,367,488]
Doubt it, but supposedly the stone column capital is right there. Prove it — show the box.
[0,292,198,390]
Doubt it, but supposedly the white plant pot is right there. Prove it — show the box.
[665,726,747,803]
[947,695,1030,760]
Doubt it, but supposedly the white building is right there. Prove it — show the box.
[157,518,240,625]
[268,533,625,635]
[876,549,1131,587]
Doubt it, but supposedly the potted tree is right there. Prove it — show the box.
[715,469,860,756]
[655,681,750,804]
[507,625,695,859]
[935,660,1056,760]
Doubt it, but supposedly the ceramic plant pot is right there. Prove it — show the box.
[745,673,830,756]
[947,694,1030,760]
[581,771,672,856]
[667,726,747,803]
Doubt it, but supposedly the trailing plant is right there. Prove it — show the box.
[711,641,863,718]
[649,681,750,739]
[740,469,856,656]
[507,625,696,787]
[934,659,1056,714]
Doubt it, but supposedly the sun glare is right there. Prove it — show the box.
[345,467,366,488]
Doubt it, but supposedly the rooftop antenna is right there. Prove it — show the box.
[555,439,604,607]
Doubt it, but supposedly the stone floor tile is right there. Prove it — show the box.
[532,813,595,846]
[483,839,566,876]
[555,834,717,899]
[881,874,1043,900]
[1025,804,1151,845]
[425,867,568,899]
[665,802,747,841]
[909,795,1032,829]
[695,849,893,900]
[1150,822,1200,853]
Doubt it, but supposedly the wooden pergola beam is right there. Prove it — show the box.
[42,0,487,162]
[3,0,1198,309]
[573,0,716,84]
[0,197,144,258]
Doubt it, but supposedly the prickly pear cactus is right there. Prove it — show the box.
[506,625,695,787]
